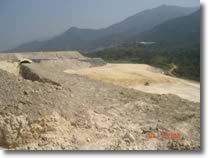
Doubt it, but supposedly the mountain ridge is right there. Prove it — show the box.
[137,10,200,43]
[11,5,199,52]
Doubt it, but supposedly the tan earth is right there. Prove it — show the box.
[64,64,200,102]
[0,61,19,76]
[0,52,200,150]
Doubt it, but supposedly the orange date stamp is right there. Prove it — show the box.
[147,132,182,140]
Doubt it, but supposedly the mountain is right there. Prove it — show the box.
[137,10,200,44]
[12,5,198,52]
[100,5,198,36]
[13,28,100,52]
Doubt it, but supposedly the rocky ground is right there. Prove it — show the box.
[0,52,200,150]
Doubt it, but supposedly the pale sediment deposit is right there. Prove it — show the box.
[64,64,200,102]
[0,52,200,150]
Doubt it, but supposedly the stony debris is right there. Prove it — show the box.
[0,52,200,150]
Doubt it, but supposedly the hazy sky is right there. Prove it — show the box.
[0,0,200,51]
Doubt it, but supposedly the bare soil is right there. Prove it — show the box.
[0,52,200,150]
[64,64,200,102]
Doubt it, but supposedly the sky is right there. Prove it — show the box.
[0,0,200,51]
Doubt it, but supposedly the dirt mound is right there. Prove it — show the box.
[19,64,61,86]
[0,51,85,62]
[80,58,107,67]
[0,68,200,150]
[15,51,85,60]
[18,58,105,85]
[0,54,18,62]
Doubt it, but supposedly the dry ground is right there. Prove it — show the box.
[0,52,200,150]
[64,64,200,102]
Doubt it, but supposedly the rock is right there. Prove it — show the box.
[87,138,90,142]
[144,82,150,86]
[24,91,28,96]
[0,130,4,142]
[120,92,124,95]
[55,86,62,90]
[93,113,112,129]
[108,128,114,133]
[123,133,135,143]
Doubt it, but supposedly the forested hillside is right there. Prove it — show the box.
[87,45,200,81]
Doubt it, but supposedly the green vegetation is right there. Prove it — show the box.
[86,45,200,81]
